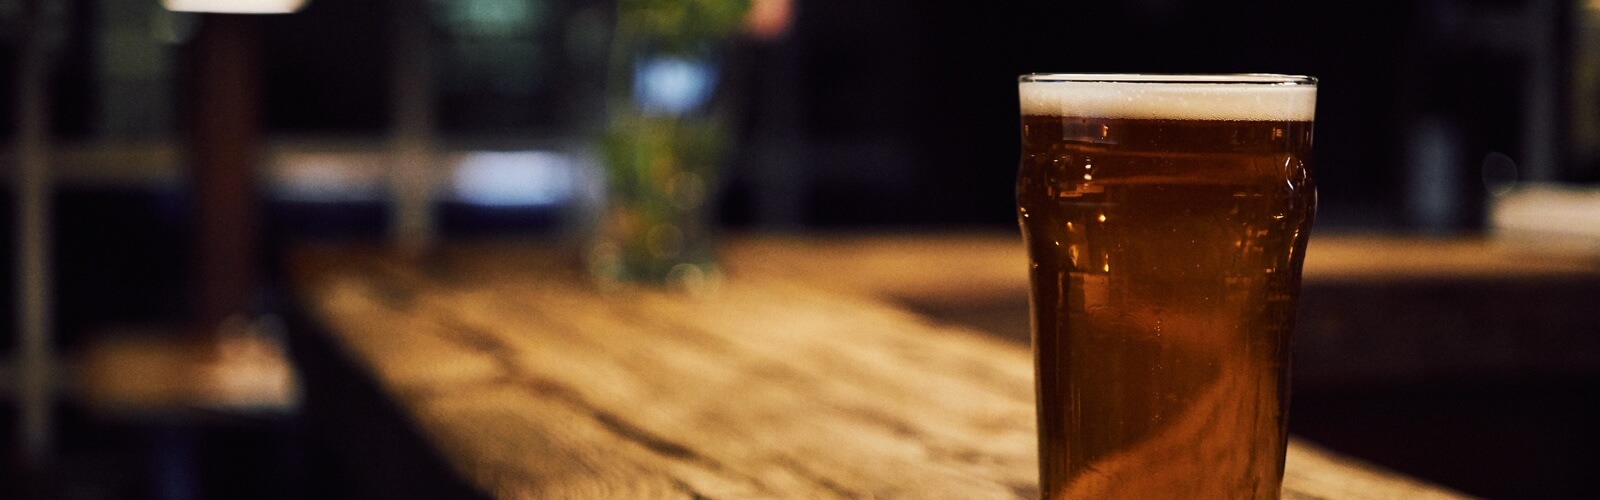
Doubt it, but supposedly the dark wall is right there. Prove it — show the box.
[0,1,1585,346]
[745,0,1425,228]
[2,0,1580,231]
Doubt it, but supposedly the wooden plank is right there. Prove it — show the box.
[727,233,1600,302]
[293,239,1473,499]
[728,234,1600,384]
[1303,236,1600,282]
[727,233,1031,304]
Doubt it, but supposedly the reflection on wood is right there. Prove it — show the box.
[293,238,1471,498]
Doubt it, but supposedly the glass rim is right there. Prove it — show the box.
[1019,73,1316,85]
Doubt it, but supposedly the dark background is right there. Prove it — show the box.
[3,0,1598,498]
[5,0,1587,230]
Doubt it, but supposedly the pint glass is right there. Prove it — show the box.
[1016,74,1317,499]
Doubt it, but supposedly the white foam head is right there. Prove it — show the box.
[1019,74,1316,121]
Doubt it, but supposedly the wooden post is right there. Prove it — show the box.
[14,0,56,467]
[1520,0,1561,181]
[188,14,262,333]
[390,0,435,255]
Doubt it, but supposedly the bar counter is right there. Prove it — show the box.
[284,234,1572,498]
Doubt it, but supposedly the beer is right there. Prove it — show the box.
[1016,75,1316,499]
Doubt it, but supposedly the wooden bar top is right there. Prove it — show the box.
[291,234,1488,498]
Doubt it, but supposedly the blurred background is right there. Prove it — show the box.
[2,0,1598,498]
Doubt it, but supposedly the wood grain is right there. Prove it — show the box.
[293,237,1477,498]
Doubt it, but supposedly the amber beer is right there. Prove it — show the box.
[1016,74,1316,499]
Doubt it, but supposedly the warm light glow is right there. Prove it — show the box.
[274,152,385,202]
[163,0,307,14]
[1098,214,1107,223]
[744,0,794,40]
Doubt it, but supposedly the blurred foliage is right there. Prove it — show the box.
[616,0,750,55]
[590,0,749,284]
[599,114,724,203]
[593,99,727,283]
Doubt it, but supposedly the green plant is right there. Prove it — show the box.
[615,0,750,55]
